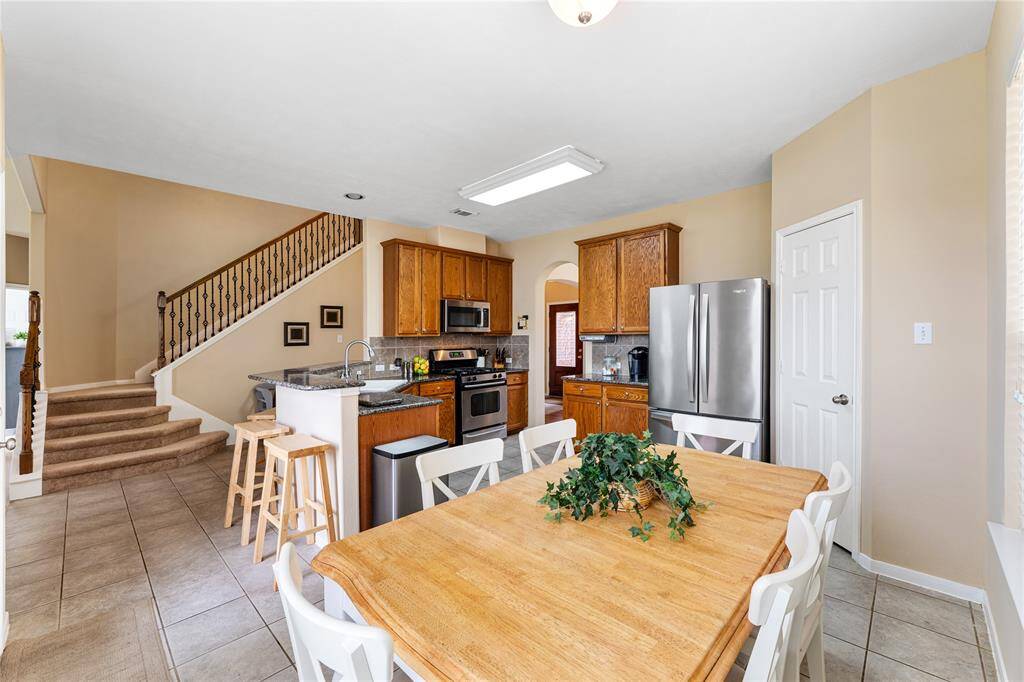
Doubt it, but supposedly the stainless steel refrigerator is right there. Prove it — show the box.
[648,278,769,460]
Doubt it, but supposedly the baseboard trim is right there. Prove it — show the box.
[47,379,141,393]
[853,551,985,603]
[8,470,42,500]
[982,591,1009,682]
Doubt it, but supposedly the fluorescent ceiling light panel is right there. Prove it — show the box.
[459,146,603,206]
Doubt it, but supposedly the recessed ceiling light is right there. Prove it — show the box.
[344,193,364,200]
[459,146,603,207]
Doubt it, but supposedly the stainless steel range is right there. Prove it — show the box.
[429,349,508,444]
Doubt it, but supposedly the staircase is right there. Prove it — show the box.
[41,384,228,493]
[32,212,363,493]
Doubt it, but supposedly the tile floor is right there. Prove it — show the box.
[6,435,998,682]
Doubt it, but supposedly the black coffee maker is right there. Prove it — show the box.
[627,346,649,382]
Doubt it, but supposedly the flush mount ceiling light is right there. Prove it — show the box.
[344,192,364,200]
[458,146,604,207]
[548,0,618,27]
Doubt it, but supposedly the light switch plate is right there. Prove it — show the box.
[913,322,933,345]
[336,334,344,344]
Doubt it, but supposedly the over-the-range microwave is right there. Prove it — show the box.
[442,299,490,333]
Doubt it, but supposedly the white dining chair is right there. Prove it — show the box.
[518,419,577,473]
[743,509,820,682]
[415,438,503,510]
[671,413,760,459]
[797,461,853,682]
[273,542,394,681]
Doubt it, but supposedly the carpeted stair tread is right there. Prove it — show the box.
[48,385,157,416]
[48,384,157,404]
[43,431,228,480]
[46,418,202,452]
[47,404,170,428]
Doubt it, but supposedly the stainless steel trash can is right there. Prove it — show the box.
[372,435,449,527]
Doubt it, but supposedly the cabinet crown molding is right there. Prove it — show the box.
[379,238,514,263]
[574,222,682,247]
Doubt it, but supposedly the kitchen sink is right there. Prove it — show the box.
[359,379,408,393]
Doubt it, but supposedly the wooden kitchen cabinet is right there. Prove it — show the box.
[576,224,681,334]
[487,259,513,335]
[465,256,487,301]
[382,239,513,337]
[507,371,528,433]
[442,253,465,300]
[563,380,649,439]
[420,379,457,445]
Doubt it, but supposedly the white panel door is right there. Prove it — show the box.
[778,212,858,551]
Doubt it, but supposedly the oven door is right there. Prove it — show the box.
[460,382,507,433]
[443,300,491,333]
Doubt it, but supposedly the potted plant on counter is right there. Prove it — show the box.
[539,431,708,542]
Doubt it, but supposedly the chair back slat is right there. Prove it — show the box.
[672,413,759,460]
[273,543,394,681]
[518,419,577,473]
[801,462,853,607]
[415,439,504,509]
[744,510,819,682]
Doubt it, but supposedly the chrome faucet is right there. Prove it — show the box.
[344,339,375,378]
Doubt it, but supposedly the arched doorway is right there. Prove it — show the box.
[543,263,579,423]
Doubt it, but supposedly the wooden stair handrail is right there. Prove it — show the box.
[157,212,362,368]
[19,290,41,475]
[165,211,328,300]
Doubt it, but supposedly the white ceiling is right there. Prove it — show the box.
[4,1,994,241]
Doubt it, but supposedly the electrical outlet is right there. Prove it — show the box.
[375,364,385,372]
[336,334,344,344]
[913,322,933,345]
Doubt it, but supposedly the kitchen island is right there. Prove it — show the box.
[250,361,444,539]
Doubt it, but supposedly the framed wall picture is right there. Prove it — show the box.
[283,322,309,346]
[320,305,344,329]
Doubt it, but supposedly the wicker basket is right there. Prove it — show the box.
[610,479,657,511]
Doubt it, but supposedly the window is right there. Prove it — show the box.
[1007,62,1024,529]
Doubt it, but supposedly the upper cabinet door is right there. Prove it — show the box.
[396,244,422,336]
[442,253,465,300]
[487,259,513,334]
[420,248,442,336]
[464,256,487,301]
[579,240,618,333]
[617,230,667,333]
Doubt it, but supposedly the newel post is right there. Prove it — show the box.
[157,291,167,369]
[18,291,41,475]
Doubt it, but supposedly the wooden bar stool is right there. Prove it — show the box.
[247,408,276,422]
[253,434,338,566]
[225,420,291,545]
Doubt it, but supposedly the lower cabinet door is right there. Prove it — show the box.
[507,384,528,433]
[564,395,603,439]
[439,393,456,444]
[603,399,649,438]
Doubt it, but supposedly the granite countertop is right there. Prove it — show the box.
[562,373,648,387]
[251,361,529,392]
[358,392,442,417]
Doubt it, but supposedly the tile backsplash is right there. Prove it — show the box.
[586,334,649,373]
[369,334,529,370]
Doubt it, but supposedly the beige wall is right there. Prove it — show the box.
[5,155,31,237]
[6,235,29,286]
[772,53,988,588]
[545,280,578,304]
[40,159,319,387]
[173,248,364,424]
[493,181,772,426]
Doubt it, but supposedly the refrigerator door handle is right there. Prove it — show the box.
[700,293,710,403]
[687,294,696,403]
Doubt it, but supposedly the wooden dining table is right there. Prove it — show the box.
[311,444,826,681]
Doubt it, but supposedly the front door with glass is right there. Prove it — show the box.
[548,303,583,396]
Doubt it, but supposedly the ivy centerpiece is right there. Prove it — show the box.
[538,431,708,542]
